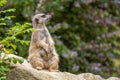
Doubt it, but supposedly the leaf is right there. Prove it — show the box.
[0,23,6,26]
[12,58,17,64]
[0,0,6,7]
[0,76,6,79]
[113,49,120,55]
[10,44,17,50]
[18,58,24,64]
[0,9,16,13]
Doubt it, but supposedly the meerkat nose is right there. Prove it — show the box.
[47,12,54,16]
[46,12,54,19]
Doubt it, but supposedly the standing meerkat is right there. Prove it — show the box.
[28,13,59,71]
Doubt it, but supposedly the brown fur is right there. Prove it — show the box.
[28,13,59,71]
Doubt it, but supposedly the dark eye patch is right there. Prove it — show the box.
[35,18,39,24]
[41,14,46,18]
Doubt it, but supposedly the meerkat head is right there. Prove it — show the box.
[32,13,52,28]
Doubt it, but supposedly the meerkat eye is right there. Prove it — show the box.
[41,14,46,18]
[35,18,39,23]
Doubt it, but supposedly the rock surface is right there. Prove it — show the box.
[7,66,120,80]
[3,54,120,80]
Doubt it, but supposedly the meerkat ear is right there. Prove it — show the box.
[35,18,39,24]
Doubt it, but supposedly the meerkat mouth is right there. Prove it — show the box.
[45,18,50,22]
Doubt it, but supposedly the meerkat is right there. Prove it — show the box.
[28,13,59,71]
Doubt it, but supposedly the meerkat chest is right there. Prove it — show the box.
[37,29,48,41]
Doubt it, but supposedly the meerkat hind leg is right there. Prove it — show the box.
[35,61,44,70]
[48,59,59,72]
[29,56,44,70]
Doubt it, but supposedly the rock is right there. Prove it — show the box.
[7,66,120,80]
[2,54,120,80]
[107,77,120,80]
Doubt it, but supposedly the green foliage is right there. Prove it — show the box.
[43,0,120,77]
[7,57,24,64]
[0,63,10,80]
[0,23,32,53]
[0,0,6,7]
[0,0,32,79]
[0,54,24,80]
[0,0,120,78]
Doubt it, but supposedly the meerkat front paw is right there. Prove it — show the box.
[44,47,51,54]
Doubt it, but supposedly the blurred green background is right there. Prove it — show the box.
[0,0,120,79]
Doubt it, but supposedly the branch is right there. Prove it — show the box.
[35,0,46,14]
